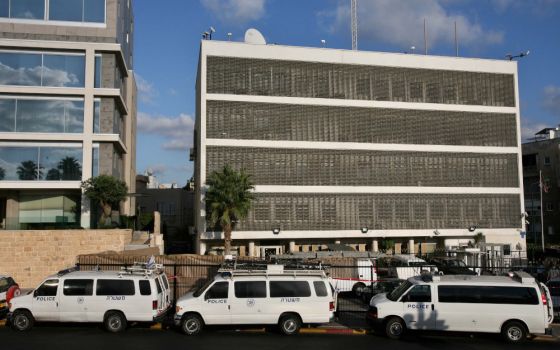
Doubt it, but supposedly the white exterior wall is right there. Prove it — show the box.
[196,40,525,254]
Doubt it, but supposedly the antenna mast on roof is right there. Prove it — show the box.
[351,0,358,50]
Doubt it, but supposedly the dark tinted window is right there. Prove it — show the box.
[270,281,311,298]
[155,278,162,293]
[403,285,431,302]
[314,281,328,297]
[161,275,169,289]
[438,285,539,304]
[63,279,93,296]
[234,281,266,298]
[139,280,151,296]
[96,279,135,296]
[35,279,58,297]
[205,282,229,299]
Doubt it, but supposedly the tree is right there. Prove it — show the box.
[46,168,61,180]
[206,165,254,255]
[58,156,82,180]
[17,160,42,180]
[81,175,128,228]
[0,166,5,180]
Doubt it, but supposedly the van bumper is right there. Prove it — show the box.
[0,307,8,320]
[173,314,183,326]
[153,306,173,323]
[545,327,553,336]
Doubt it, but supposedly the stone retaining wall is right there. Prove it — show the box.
[0,229,131,288]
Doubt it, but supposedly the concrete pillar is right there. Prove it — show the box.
[248,241,255,257]
[154,211,161,234]
[371,239,379,252]
[289,241,296,253]
[199,242,207,255]
[408,239,415,255]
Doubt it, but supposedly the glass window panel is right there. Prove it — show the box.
[94,55,101,88]
[0,147,39,180]
[92,147,99,177]
[49,0,82,22]
[0,0,9,17]
[0,98,15,132]
[84,0,105,23]
[10,0,45,20]
[16,99,65,133]
[0,52,42,86]
[42,54,85,87]
[93,100,100,133]
[40,147,82,181]
[65,100,84,133]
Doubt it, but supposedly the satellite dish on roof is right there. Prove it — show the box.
[244,28,266,45]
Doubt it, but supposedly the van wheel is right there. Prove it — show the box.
[10,310,34,332]
[353,283,366,297]
[385,317,405,340]
[279,314,301,335]
[104,311,127,333]
[181,314,203,335]
[502,321,526,343]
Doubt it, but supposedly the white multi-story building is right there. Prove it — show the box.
[194,38,525,257]
[0,0,137,229]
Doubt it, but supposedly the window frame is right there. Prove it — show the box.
[0,0,106,26]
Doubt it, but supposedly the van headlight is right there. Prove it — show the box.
[175,305,182,314]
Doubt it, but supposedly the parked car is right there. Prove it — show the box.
[329,258,378,296]
[174,264,335,335]
[366,271,554,343]
[360,278,405,304]
[7,263,172,332]
[546,278,560,320]
[0,275,20,319]
[427,257,477,275]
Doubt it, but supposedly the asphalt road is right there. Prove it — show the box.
[0,324,558,350]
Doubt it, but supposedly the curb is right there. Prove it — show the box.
[300,328,367,335]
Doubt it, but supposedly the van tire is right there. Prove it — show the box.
[352,283,366,297]
[279,314,301,335]
[501,321,527,343]
[104,311,127,333]
[181,313,203,335]
[385,316,405,340]
[10,310,34,332]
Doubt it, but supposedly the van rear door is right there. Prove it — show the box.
[539,283,554,325]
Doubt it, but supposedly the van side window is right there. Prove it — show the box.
[205,282,228,299]
[155,278,162,294]
[234,281,266,298]
[96,280,135,296]
[63,279,93,296]
[35,279,59,297]
[139,280,151,296]
[403,285,431,302]
[270,281,311,298]
[161,275,169,290]
[314,281,329,297]
[438,285,539,304]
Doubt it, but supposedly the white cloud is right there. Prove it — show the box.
[201,0,266,25]
[521,119,549,142]
[318,0,503,50]
[543,85,560,116]
[137,112,194,152]
[135,73,158,104]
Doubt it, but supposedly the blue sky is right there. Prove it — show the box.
[133,0,560,185]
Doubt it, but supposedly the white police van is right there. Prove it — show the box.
[7,263,171,332]
[174,264,335,335]
[366,272,554,343]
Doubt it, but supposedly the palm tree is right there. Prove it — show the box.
[0,166,5,180]
[58,156,82,180]
[17,160,42,180]
[206,165,254,255]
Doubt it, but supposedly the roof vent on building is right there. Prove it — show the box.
[244,28,266,45]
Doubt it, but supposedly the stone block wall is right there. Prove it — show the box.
[0,229,131,288]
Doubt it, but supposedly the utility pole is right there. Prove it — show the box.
[540,170,545,252]
[351,0,358,50]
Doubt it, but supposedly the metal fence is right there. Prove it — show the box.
[76,253,560,314]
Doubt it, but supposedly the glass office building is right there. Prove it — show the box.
[0,0,137,229]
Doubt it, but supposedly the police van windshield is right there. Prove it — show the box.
[193,279,214,298]
[387,280,412,301]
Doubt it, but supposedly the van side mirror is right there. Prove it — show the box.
[33,289,38,297]
[401,294,409,302]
